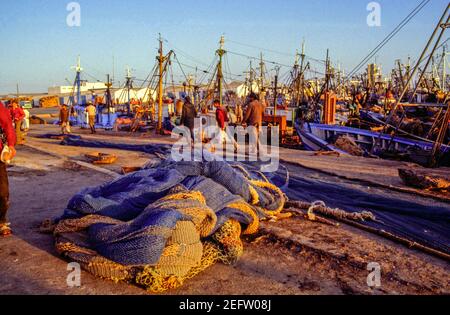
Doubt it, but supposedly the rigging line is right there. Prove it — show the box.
[348,0,430,77]
[224,56,242,81]
[178,61,209,73]
[173,53,190,83]
[83,71,102,83]
[416,37,450,66]
[227,38,326,64]
[197,57,216,83]
[227,50,291,68]
[227,38,295,57]
[198,57,218,85]
[81,60,109,79]
[346,0,430,79]
[137,63,158,90]
[164,38,211,67]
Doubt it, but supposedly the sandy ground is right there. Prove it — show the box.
[0,125,449,295]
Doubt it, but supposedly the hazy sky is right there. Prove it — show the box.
[0,0,448,94]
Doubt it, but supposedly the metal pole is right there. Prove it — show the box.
[374,3,450,153]
[259,52,264,93]
[106,74,111,126]
[157,34,164,134]
[216,36,226,105]
[273,66,279,121]
[407,15,449,103]
[386,3,449,123]
[443,45,447,92]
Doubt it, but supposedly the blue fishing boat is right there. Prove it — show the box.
[295,121,450,165]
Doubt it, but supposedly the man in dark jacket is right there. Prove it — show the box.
[59,104,71,134]
[0,101,16,237]
[180,96,197,141]
[242,93,264,154]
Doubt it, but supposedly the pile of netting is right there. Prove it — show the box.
[52,157,285,292]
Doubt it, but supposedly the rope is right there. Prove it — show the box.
[286,200,376,222]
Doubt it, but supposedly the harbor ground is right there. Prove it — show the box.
[0,124,449,295]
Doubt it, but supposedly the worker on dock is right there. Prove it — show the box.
[214,99,229,131]
[235,102,243,124]
[180,96,197,141]
[226,106,237,126]
[85,101,97,134]
[10,101,25,145]
[242,93,264,154]
[0,101,16,237]
[59,104,71,135]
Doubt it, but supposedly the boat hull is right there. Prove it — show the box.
[295,121,450,164]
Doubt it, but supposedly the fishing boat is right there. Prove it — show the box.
[295,120,450,165]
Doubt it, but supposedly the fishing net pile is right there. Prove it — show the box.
[333,135,364,156]
[52,156,285,292]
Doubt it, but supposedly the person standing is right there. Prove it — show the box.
[226,106,237,126]
[22,107,30,132]
[0,101,16,237]
[242,93,264,154]
[235,102,243,124]
[10,101,25,145]
[214,99,228,131]
[85,102,96,134]
[180,96,197,141]
[59,104,71,134]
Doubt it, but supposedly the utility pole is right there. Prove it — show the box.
[273,66,280,121]
[442,45,447,92]
[72,55,83,107]
[216,36,226,105]
[157,33,164,134]
[112,55,115,85]
[325,49,330,92]
[249,60,253,93]
[259,52,265,93]
[125,66,132,114]
[300,40,306,103]
[105,74,113,127]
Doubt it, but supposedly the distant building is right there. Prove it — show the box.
[48,82,107,95]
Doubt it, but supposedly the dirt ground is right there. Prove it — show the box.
[0,126,449,295]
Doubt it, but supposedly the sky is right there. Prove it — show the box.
[0,0,448,94]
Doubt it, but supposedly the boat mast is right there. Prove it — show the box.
[73,55,83,107]
[125,66,133,114]
[442,45,447,92]
[259,52,265,93]
[249,60,253,94]
[273,66,280,119]
[216,35,226,105]
[157,33,165,134]
[373,3,450,156]
[105,74,113,128]
[300,40,306,103]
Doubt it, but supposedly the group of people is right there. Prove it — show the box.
[59,102,97,135]
[175,92,265,154]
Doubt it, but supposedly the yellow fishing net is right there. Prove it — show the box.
[55,178,285,293]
